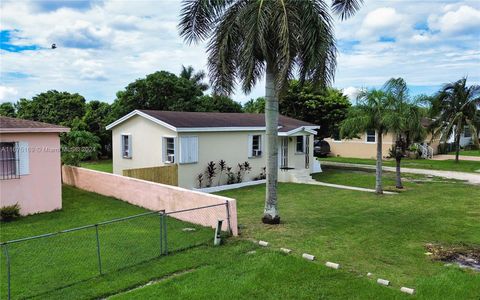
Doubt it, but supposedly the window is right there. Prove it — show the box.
[0,142,19,180]
[179,136,198,164]
[366,130,376,143]
[296,136,305,153]
[121,135,132,158]
[464,126,472,138]
[248,135,262,157]
[163,137,176,163]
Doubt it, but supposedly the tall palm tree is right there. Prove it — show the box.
[179,0,363,224]
[180,65,209,92]
[341,89,395,194]
[431,78,480,162]
[383,78,425,189]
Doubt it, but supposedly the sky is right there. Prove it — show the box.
[1,0,479,104]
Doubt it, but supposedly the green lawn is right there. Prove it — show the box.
[79,159,113,173]
[218,171,480,299]
[448,150,480,157]
[321,156,480,173]
[0,185,407,300]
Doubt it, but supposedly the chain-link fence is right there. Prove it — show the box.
[0,203,231,300]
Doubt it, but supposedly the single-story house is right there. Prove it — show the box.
[106,110,320,189]
[324,119,440,159]
[0,116,69,215]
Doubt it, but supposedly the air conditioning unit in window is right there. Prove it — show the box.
[166,154,175,163]
[253,150,262,156]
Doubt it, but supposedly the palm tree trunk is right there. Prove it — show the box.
[395,138,403,189]
[262,63,280,224]
[375,131,383,194]
[455,121,462,163]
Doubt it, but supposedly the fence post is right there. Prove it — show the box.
[225,201,232,236]
[159,210,165,256]
[3,244,11,300]
[95,225,103,275]
[161,212,168,255]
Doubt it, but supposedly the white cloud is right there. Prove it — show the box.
[428,5,480,36]
[342,87,362,101]
[357,7,404,40]
[0,86,19,102]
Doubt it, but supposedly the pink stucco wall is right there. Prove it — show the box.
[62,166,238,236]
[0,133,63,215]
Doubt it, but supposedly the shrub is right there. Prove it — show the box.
[205,161,216,187]
[197,174,204,188]
[1,203,21,222]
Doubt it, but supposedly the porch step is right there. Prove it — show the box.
[287,170,317,184]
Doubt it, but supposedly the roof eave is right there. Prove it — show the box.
[0,128,70,133]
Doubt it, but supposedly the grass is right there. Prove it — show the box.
[79,159,113,173]
[321,156,480,173]
[1,185,407,300]
[0,186,214,299]
[448,150,480,157]
[218,170,480,299]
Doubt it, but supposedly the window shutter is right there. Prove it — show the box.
[18,141,29,175]
[179,136,198,163]
[128,135,132,158]
[162,137,167,162]
[121,135,125,158]
[173,137,177,163]
[191,136,198,163]
[179,137,187,163]
[248,135,253,157]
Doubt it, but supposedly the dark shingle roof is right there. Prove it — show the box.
[0,116,70,133]
[138,110,317,132]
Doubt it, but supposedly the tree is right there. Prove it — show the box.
[430,78,480,162]
[341,90,392,194]
[0,102,16,117]
[243,97,265,113]
[280,81,350,138]
[61,130,101,166]
[16,90,86,128]
[179,0,362,224]
[83,101,113,156]
[383,78,425,189]
[110,71,204,119]
[196,95,243,112]
[180,65,209,92]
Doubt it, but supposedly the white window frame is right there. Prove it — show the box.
[163,136,176,163]
[179,136,198,164]
[295,135,306,154]
[365,130,376,144]
[248,134,263,158]
[464,126,472,138]
[121,134,132,159]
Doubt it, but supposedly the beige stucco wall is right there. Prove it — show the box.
[112,115,177,175]
[111,116,315,189]
[62,166,238,235]
[0,132,62,215]
[325,132,395,159]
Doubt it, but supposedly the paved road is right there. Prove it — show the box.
[321,161,480,185]
[432,154,480,161]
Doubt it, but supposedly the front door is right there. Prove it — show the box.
[278,137,288,169]
[305,136,310,169]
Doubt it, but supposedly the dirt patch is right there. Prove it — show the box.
[426,243,480,272]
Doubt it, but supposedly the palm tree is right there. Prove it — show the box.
[383,78,425,189]
[341,90,392,194]
[179,0,363,224]
[431,78,480,162]
[180,65,209,92]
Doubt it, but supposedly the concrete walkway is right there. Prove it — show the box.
[321,161,480,185]
[307,181,397,194]
[432,154,480,161]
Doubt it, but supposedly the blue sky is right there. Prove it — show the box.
[1,0,479,103]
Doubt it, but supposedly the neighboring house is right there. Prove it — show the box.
[324,118,440,159]
[0,116,69,215]
[106,110,320,189]
[446,125,478,147]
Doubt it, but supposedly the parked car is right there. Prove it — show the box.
[314,140,330,157]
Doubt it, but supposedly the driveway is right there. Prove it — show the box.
[321,161,480,185]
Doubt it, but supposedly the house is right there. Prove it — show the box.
[106,110,320,189]
[0,116,69,215]
[324,119,440,159]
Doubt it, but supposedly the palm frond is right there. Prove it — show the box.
[331,0,363,20]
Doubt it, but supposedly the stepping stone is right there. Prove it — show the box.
[182,228,196,232]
